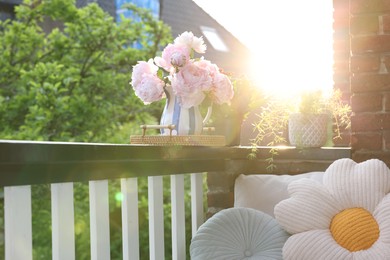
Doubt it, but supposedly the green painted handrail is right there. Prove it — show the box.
[0,140,351,186]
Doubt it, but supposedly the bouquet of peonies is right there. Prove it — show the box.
[130,31,234,108]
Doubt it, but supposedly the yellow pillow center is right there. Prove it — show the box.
[330,207,379,252]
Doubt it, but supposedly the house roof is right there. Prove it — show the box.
[160,0,252,77]
[0,0,252,77]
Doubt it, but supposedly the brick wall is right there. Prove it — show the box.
[348,0,390,166]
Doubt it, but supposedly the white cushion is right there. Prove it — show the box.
[274,158,390,259]
[234,172,324,217]
[190,207,289,260]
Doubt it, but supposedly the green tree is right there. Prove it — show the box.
[0,0,171,142]
[0,0,172,259]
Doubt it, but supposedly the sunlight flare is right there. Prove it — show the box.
[194,0,334,99]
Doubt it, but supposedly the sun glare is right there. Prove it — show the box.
[194,0,334,99]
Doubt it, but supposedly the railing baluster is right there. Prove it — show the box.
[121,178,140,260]
[171,174,186,260]
[89,180,110,260]
[191,173,204,237]
[51,183,75,260]
[148,176,164,260]
[4,185,33,260]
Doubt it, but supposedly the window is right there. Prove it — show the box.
[200,26,229,52]
[115,0,160,22]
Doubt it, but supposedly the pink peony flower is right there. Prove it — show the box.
[131,59,165,104]
[171,52,187,68]
[131,59,159,87]
[174,31,207,54]
[195,59,234,104]
[171,62,212,108]
[130,31,234,109]
[154,44,190,72]
[195,59,220,88]
[211,72,234,105]
[133,74,165,104]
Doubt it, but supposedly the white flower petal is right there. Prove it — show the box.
[274,179,342,234]
[283,230,352,260]
[324,159,390,213]
[352,239,390,260]
[374,193,390,244]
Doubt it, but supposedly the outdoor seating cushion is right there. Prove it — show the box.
[274,158,390,259]
[190,207,289,260]
[234,172,324,217]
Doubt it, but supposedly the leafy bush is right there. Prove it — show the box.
[0,0,175,259]
[0,0,171,142]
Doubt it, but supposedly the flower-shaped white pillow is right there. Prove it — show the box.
[275,158,390,259]
[190,207,290,260]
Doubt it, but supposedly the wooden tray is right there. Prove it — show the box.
[130,135,226,146]
[130,124,226,146]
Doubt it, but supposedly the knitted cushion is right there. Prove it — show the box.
[190,207,289,260]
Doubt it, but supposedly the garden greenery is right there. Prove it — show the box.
[0,0,171,141]
[0,0,193,259]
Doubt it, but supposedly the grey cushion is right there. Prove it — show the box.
[190,207,289,260]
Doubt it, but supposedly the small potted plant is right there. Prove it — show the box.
[289,90,332,148]
[250,89,351,170]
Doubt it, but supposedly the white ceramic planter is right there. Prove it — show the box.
[288,113,329,148]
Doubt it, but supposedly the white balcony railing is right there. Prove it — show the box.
[4,174,204,260]
[0,140,232,260]
[0,140,351,260]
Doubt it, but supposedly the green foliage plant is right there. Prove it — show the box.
[0,0,172,142]
[250,89,351,172]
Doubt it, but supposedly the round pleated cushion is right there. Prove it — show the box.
[190,207,290,260]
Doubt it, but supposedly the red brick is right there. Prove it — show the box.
[333,38,349,52]
[383,113,390,129]
[333,0,349,16]
[207,172,234,190]
[352,151,390,166]
[334,50,350,61]
[333,16,349,30]
[382,14,390,33]
[350,0,390,14]
[207,191,234,209]
[334,60,350,73]
[351,35,390,54]
[385,93,390,111]
[333,19,349,31]
[350,56,380,73]
[382,56,390,73]
[351,93,383,112]
[351,113,383,132]
[350,15,379,35]
[384,130,390,149]
[351,74,390,93]
[351,133,383,151]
